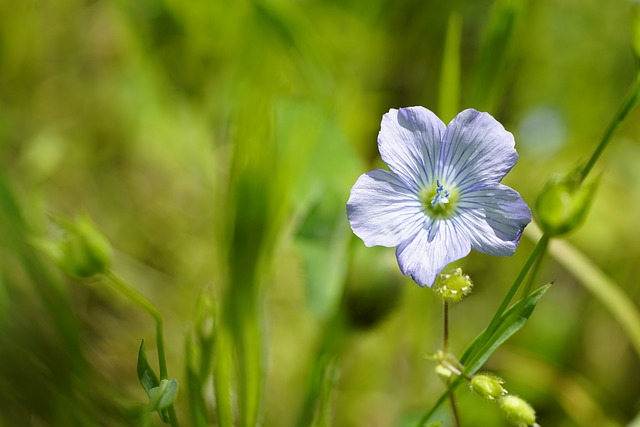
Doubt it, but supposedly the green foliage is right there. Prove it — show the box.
[137,340,161,399]
[1,0,640,426]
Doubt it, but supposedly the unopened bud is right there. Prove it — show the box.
[432,268,473,303]
[499,394,537,427]
[470,373,506,400]
[37,214,112,278]
[534,171,598,236]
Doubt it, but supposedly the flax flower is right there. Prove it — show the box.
[347,107,531,287]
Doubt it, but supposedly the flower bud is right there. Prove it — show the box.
[499,395,537,427]
[534,171,598,236]
[38,214,112,278]
[470,373,506,400]
[432,268,473,303]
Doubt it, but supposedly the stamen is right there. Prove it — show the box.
[431,180,451,207]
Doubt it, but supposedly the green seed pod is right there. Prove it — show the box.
[470,373,506,400]
[534,171,598,236]
[499,394,537,427]
[38,214,112,278]
[432,268,473,303]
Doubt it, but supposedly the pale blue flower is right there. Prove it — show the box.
[347,107,531,287]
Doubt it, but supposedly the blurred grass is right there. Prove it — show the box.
[1,0,640,426]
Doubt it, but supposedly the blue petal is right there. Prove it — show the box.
[439,109,519,191]
[347,169,426,248]
[457,184,532,256]
[377,107,446,192]
[395,219,471,287]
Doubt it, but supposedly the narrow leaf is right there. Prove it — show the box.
[137,339,160,396]
[461,283,551,369]
[438,12,462,123]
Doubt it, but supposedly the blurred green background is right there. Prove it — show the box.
[1,0,639,426]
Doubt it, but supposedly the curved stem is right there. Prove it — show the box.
[481,234,549,342]
[580,78,640,182]
[102,270,179,427]
[518,238,549,302]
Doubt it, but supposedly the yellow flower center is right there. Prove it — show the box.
[420,180,459,218]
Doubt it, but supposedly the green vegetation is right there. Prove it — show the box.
[1,0,639,426]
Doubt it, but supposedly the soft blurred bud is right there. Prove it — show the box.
[470,373,507,400]
[195,287,217,341]
[534,171,598,236]
[432,268,473,303]
[499,394,537,427]
[37,214,112,278]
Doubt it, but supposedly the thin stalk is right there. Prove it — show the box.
[296,314,343,427]
[477,234,549,349]
[443,300,460,427]
[213,324,234,427]
[102,270,179,427]
[580,78,640,182]
[449,394,461,427]
[443,301,450,353]
[518,239,549,302]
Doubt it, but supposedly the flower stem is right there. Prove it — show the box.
[579,78,640,182]
[213,324,234,427]
[102,270,179,427]
[518,239,549,302]
[442,300,461,426]
[443,300,450,353]
[449,393,461,427]
[483,234,549,338]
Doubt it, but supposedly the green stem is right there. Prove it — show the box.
[442,301,460,427]
[479,234,549,345]
[213,322,235,427]
[579,78,640,182]
[102,270,179,427]
[518,239,549,302]
[296,315,342,427]
[443,301,450,354]
[449,393,461,427]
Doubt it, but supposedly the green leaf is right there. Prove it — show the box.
[460,283,552,370]
[137,339,160,396]
[137,340,175,423]
[471,0,527,112]
[438,12,462,123]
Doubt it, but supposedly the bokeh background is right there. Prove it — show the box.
[1,0,639,426]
